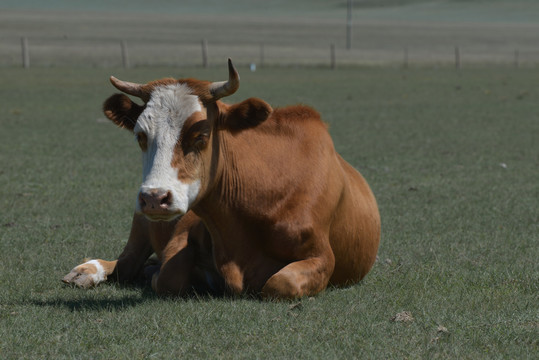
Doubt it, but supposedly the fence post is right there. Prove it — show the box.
[346,0,352,50]
[455,46,460,69]
[330,43,336,69]
[121,40,130,69]
[21,37,30,69]
[201,39,208,68]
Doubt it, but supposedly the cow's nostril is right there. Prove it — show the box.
[160,191,173,207]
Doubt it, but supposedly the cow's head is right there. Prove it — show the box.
[102,60,249,221]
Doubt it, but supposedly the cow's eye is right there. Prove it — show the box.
[135,132,148,151]
[193,133,207,149]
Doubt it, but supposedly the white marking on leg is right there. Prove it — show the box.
[84,259,107,283]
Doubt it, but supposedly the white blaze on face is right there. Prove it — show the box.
[134,83,202,216]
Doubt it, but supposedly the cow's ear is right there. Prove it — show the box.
[224,98,272,131]
[103,94,144,131]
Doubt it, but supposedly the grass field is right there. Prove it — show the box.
[0,64,537,358]
[0,1,538,357]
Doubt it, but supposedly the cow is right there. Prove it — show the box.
[63,59,381,299]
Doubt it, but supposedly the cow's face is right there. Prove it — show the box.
[103,60,239,221]
[103,82,210,221]
[133,83,208,220]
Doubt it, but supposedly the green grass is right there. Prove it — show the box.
[0,65,538,358]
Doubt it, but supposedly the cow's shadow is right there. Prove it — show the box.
[30,282,229,312]
[29,284,150,312]
[31,295,149,312]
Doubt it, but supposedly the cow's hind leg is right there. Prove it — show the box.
[261,253,335,300]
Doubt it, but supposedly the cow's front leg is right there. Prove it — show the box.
[151,212,217,296]
[151,244,194,296]
[63,259,117,288]
[63,213,153,288]
[261,252,335,300]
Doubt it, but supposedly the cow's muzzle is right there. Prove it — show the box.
[138,188,177,220]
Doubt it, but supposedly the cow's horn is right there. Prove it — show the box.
[109,76,151,103]
[209,59,240,100]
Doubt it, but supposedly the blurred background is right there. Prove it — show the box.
[2,0,539,68]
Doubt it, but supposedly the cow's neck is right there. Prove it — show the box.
[197,124,243,209]
[191,128,238,263]
[196,120,288,227]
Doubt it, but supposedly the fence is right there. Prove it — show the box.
[7,36,539,69]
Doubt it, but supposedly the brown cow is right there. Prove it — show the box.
[63,59,380,299]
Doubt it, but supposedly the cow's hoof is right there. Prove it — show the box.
[62,260,107,288]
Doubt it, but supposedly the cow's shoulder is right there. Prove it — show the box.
[269,105,329,137]
[273,104,320,119]
[272,105,326,126]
